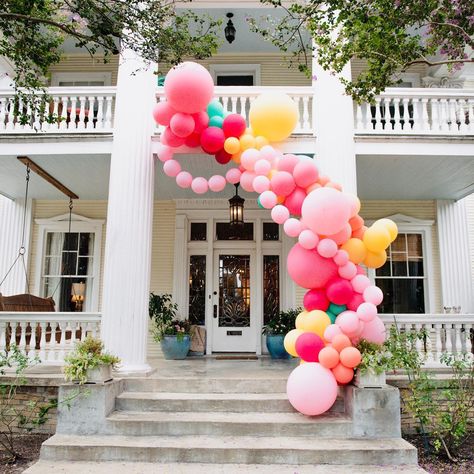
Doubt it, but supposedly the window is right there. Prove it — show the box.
[263,222,279,241]
[216,222,254,241]
[375,233,425,313]
[190,222,207,241]
[188,255,206,325]
[263,255,280,325]
[209,65,261,86]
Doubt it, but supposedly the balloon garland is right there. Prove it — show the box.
[153,62,398,417]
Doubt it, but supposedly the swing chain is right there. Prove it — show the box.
[18,164,31,256]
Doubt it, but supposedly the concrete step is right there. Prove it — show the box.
[106,410,353,437]
[41,434,418,465]
[25,460,428,474]
[115,391,345,413]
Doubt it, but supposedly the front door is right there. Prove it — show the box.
[211,251,257,352]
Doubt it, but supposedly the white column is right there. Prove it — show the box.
[0,196,34,295]
[437,199,473,313]
[312,42,357,194]
[100,50,156,373]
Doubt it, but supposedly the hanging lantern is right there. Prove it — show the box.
[225,13,236,44]
[229,183,244,225]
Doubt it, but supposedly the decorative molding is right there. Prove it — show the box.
[175,198,259,210]
[422,76,465,89]
[35,212,105,226]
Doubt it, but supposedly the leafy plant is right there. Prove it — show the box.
[63,336,120,384]
[149,293,191,342]
[152,319,192,343]
[356,339,392,375]
[262,308,302,335]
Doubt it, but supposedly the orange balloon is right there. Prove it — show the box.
[352,225,368,240]
[231,152,242,164]
[364,249,387,269]
[240,134,256,150]
[340,238,367,265]
[339,347,362,368]
[224,137,241,155]
[318,346,340,369]
[349,215,364,231]
[332,363,354,384]
[332,334,352,353]
[276,195,285,204]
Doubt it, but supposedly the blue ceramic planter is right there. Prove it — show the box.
[161,335,190,360]
[266,334,290,359]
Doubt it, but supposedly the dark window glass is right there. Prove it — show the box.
[216,222,253,240]
[263,222,279,241]
[63,232,78,251]
[375,278,425,313]
[188,255,206,325]
[217,75,254,86]
[263,256,280,325]
[190,222,207,241]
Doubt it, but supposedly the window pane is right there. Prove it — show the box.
[79,233,94,256]
[407,234,423,257]
[189,255,206,326]
[42,277,90,312]
[376,260,391,277]
[78,257,93,276]
[45,233,64,256]
[408,258,424,277]
[376,278,425,313]
[263,222,279,241]
[216,222,253,240]
[44,256,61,276]
[190,223,207,241]
[392,260,408,276]
[62,252,77,275]
[63,233,79,251]
[263,256,280,325]
[391,234,406,252]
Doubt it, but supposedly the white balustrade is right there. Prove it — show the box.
[380,314,474,367]
[156,86,315,136]
[0,312,101,364]
[0,87,116,133]
[355,88,474,135]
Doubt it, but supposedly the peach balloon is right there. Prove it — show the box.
[341,238,367,265]
[332,363,354,384]
[339,347,362,368]
[224,137,241,155]
[364,250,388,269]
[318,346,340,369]
[332,334,352,353]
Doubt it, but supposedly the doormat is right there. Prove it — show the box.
[214,354,258,360]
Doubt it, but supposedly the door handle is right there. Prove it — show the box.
[213,304,218,319]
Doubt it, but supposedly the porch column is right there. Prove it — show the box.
[0,197,34,295]
[100,50,156,373]
[436,199,473,313]
[312,42,357,194]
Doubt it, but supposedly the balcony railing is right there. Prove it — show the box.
[0,87,116,133]
[355,88,474,135]
[156,86,315,135]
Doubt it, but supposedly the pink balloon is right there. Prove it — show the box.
[333,250,349,267]
[286,363,338,416]
[200,127,225,154]
[208,175,226,192]
[223,114,247,138]
[359,316,386,345]
[271,205,290,225]
[240,171,256,192]
[293,160,319,188]
[327,223,352,245]
[299,229,319,250]
[215,149,232,165]
[295,332,325,362]
[170,112,195,137]
[338,262,357,280]
[351,274,371,294]
[363,285,384,305]
[156,144,174,163]
[357,302,377,323]
[259,190,277,209]
[277,154,300,173]
[191,177,209,194]
[285,187,306,216]
[271,171,296,197]
[184,132,201,148]
[226,168,242,185]
[347,293,365,312]
[254,159,272,176]
[301,188,352,236]
[303,289,329,312]
[324,324,342,342]
[163,159,181,177]
[336,310,360,335]
[326,278,354,305]
[260,145,277,161]
[192,111,209,133]
[287,243,339,289]
[253,176,270,194]
[317,239,338,259]
[176,171,193,188]
[241,149,260,171]
[164,62,214,114]
[283,218,302,238]
[162,127,185,147]
[152,101,176,126]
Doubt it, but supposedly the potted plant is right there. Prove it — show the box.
[63,336,120,384]
[354,339,389,388]
[262,308,301,359]
[149,293,191,360]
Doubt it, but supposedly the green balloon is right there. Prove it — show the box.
[327,311,337,324]
[207,99,225,118]
[209,115,224,128]
[257,197,264,209]
[329,303,346,316]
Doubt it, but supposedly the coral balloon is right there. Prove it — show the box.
[299,230,319,250]
[318,346,340,369]
[303,289,330,312]
[341,238,367,265]
[324,324,342,342]
[284,329,304,357]
[284,187,306,216]
[200,127,225,154]
[223,114,247,138]
[208,175,226,192]
[153,101,176,126]
[293,160,319,188]
[332,334,352,353]
[295,310,331,339]
[339,347,362,368]
[295,332,325,362]
[250,93,299,142]
[363,285,384,305]
[286,363,338,416]
[271,205,290,225]
[326,279,354,306]
[170,112,195,137]
[349,215,365,231]
[332,363,354,384]
[363,226,391,253]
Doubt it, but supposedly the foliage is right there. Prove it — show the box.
[63,336,120,384]
[149,293,191,342]
[250,0,474,101]
[152,318,191,343]
[356,339,393,375]
[262,308,302,335]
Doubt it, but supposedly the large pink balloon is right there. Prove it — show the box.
[302,187,351,236]
[287,244,339,289]
[286,363,338,416]
[164,62,214,114]
[359,316,386,345]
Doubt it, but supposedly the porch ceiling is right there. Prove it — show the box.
[0,154,110,200]
[356,154,474,200]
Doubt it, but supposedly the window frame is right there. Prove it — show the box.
[209,64,261,86]
[50,72,112,87]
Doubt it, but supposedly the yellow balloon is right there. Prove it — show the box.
[363,225,391,253]
[295,310,331,339]
[249,92,299,142]
[240,134,256,150]
[255,135,269,149]
[374,218,398,242]
[284,329,304,357]
[364,249,387,269]
[224,137,241,155]
[340,238,367,265]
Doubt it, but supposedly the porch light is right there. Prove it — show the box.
[229,183,245,225]
[225,13,236,44]
[71,282,86,312]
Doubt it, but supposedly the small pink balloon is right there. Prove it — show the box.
[357,302,377,323]
[162,127,186,147]
[208,175,226,192]
[277,154,300,173]
[152,101,176,126]
[156,144,174,163]
[271,205,290,225]
[327,223,352,245]
[326,278,354,305]
[363,285,384,305]
[338,262,357,280]
[176,171,193,188]
[241,148,261,171]
[284,187,307,216]
[191,177,209,194]
[284,218,302,238]
[293,160,319,188]
[240,171,256,192]
[254,159,272,176]
[317,239,338,259]
[170,112,195,138]
[347,293,365,312]
[226,168,242,185]
[299,229,319,250]
[260,145,277,161]
[259,190,277,209]
[253,175,270,194]
[303,289,329,312]
[359,316,386,345]
[333,249,349,267]
[324,324,342,342]
[271,171,296,197]
[351,274,371,294]
[336,310,360,335]
[163,159,181,177]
